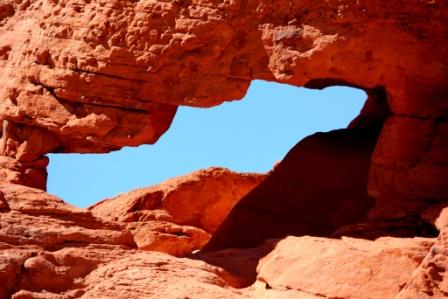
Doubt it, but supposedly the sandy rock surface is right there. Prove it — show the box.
[0,1,447,298]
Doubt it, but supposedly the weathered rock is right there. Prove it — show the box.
[80,251,247,299]
[396,213,448,299]
[0,185,135,248]
[255,236,435,299]
[1,0,446,118]
[89,167,265,256]
[368,115,448,223]
[91,167,266,234]
[14,244,133,295]
[0,155,48,191]
[128,221,210,257]
[0,181,237,297]
[0,0,446,257]
[0,1,447,201]
[0,1,447,298]
[0,181,447,299]
[0,244,37,298]
[206,128,377,250]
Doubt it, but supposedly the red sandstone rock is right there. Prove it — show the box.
[91,167,266,234]
[0,0,446,265]
[80,252,246,299]
[255,236,435,299]
[0,180,252,298]
[0,180,446,299]
[369,115,448,221]
[1,0,446,120]
[0,181,244,297]
[0,0,446,203]
[89,167,265,256]
[396,213,448,299]
[129,221,209,257]
[0,155,48,190]
[0,1,447,298]
[206,128,377,250]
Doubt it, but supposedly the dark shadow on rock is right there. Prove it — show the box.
[191,239,280,288]
[204,87,395,251]
[332,213,440,239]
[204,127,379,251]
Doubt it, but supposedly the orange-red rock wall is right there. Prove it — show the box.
[0,0,446,207]
[0,1,447,298]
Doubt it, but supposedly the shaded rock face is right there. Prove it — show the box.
[0,0,447,298]
[206,128,378,250]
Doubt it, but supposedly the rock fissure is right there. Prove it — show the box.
[33,81,157,114]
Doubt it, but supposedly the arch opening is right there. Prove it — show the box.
[47,80,368,208]
[46,79,440,255]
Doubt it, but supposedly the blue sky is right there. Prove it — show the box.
[47,80,366,207]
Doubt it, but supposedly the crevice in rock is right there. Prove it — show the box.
[35,81,156,114]
[0,191,10,212]
[304,78,366,90]
[333,214,440,239]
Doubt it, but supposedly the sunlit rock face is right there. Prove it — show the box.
[0,169,263,298]
[0,0,447,298]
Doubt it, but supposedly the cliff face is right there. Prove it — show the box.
[1,0,447,202]
[0,0,447,298]
[1,176,447,299]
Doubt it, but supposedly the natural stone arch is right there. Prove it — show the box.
[0,0,447,244]
[0,1,448,298]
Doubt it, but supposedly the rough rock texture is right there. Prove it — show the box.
[395,209,448,299]
[256,236,435,299]
[206,128,378,249]
[0,168,263,298]
[0,0,446,247]
[1,181,446,299]
[0,0,446,194]
[0,0,447,298]
[91,167,266,233]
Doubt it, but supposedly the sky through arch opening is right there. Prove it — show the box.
[47,80,367,207]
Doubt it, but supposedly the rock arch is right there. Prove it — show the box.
[1,1,447,297]
[0,0,447,245]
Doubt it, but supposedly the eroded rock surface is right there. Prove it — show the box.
[0,0,447,298]
[1,181,446,299]
[0,0,447,193]
[0,168,268,297]
[206,128,378,250]
[256,236,435,299]
[91,167,266,233]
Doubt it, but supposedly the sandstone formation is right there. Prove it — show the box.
[0,0,446,194]
[206,128,379,249]
[256,236,435,299]
[0,169,263,298]
[0,0,447,298]
[90,167,267,234]
[1,181,447,299]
